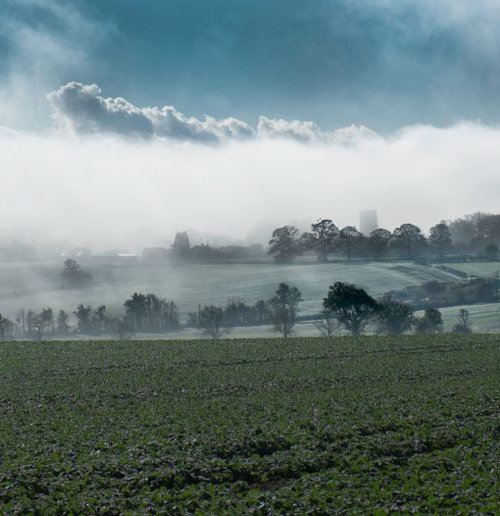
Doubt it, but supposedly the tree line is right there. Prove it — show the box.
[268,214,500,263]
[0,292,180,342]
[0,281,473,342]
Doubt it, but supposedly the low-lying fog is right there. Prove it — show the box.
[1,121,500,251]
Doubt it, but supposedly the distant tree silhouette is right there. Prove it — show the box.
[114,318,135,341]
[392,223,426,259]
[315,308,337,337]
[429,223,453,258]
[368,228,392,261]
[0,314,15,341]
[124,293,179,332]
[74,304,93,334]
[452,309,472,334]
[323,282,378,336]
[302,219,338,262]
[199,305,228,341]
[376,298,414,335]
[484,243,499,261]
[56,310,71,336]
[338,226,363,262]
[61,259,93,289]
[415,308,443,334]
[268,226,302,263]
[268,283,302,338]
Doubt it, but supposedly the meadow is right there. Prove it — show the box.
[0,260,461,318]
[0,336,498,513]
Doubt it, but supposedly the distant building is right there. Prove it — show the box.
[90,250,138,265]
[142,247,169,263]
[359,210,378,236]
[172,231,191,259]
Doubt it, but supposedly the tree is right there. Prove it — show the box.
[24,308,54,341]
[448,215,478,250]
[338,226,362,262]
[56,310,71,336]
[124,293,179,332]
[26,310,42,340]
[323,282,378,336]
[268,226,301,264]
[484,243,499,261]
[74,304,93,334]
[368,228,392,261]
[429,223,453,259]
[302,219,338,262]
[39,308,55,337]
[16,309,26,338]
[0,314,15,342]
[415,308,443,334]
[452,309,472,334]
[476,214,500,243]
[61,259,93,289]
[199,305,228,341]
[392,223,426,259]
[114,318,135,341]
[92,305,108,334]
[124,293,147,331]
[315,308,337,337]
[376,298,414,335]
[268,283,302,338]
[254,299,269,325]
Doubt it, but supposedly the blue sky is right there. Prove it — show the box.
[2,0,500,132]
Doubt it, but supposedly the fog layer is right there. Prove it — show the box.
[1,122,499,250]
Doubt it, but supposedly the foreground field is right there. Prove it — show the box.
[1,337,499,513]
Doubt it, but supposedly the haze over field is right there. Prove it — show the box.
[1,1,500,249]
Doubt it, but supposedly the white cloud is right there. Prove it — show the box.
[48,82,381,145]
[48,82,256,143]
[257,116,323,143]
[256,116,380,145]
[48,83,155,138]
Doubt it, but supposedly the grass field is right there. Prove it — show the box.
[440,262,500,278]
[0,260,462,319]
[1,336,498,512]
[424,303,500,333]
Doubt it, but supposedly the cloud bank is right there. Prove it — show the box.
[1,121,500,251]
[48,82,376,144]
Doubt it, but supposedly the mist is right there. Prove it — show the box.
[1,121,500,251]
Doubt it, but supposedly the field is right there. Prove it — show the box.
[423,303,500,333]
[0,260,462,319]
[440,262,500,278]
[1,336,499,513]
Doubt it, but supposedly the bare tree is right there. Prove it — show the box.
[452,309,472,334]
[314,309,337,337]
[114,318,136,341]
[200,305,229,341]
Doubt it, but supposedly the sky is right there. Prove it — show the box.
[1,1,500,249]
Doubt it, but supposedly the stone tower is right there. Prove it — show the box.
[359,210,378,236]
